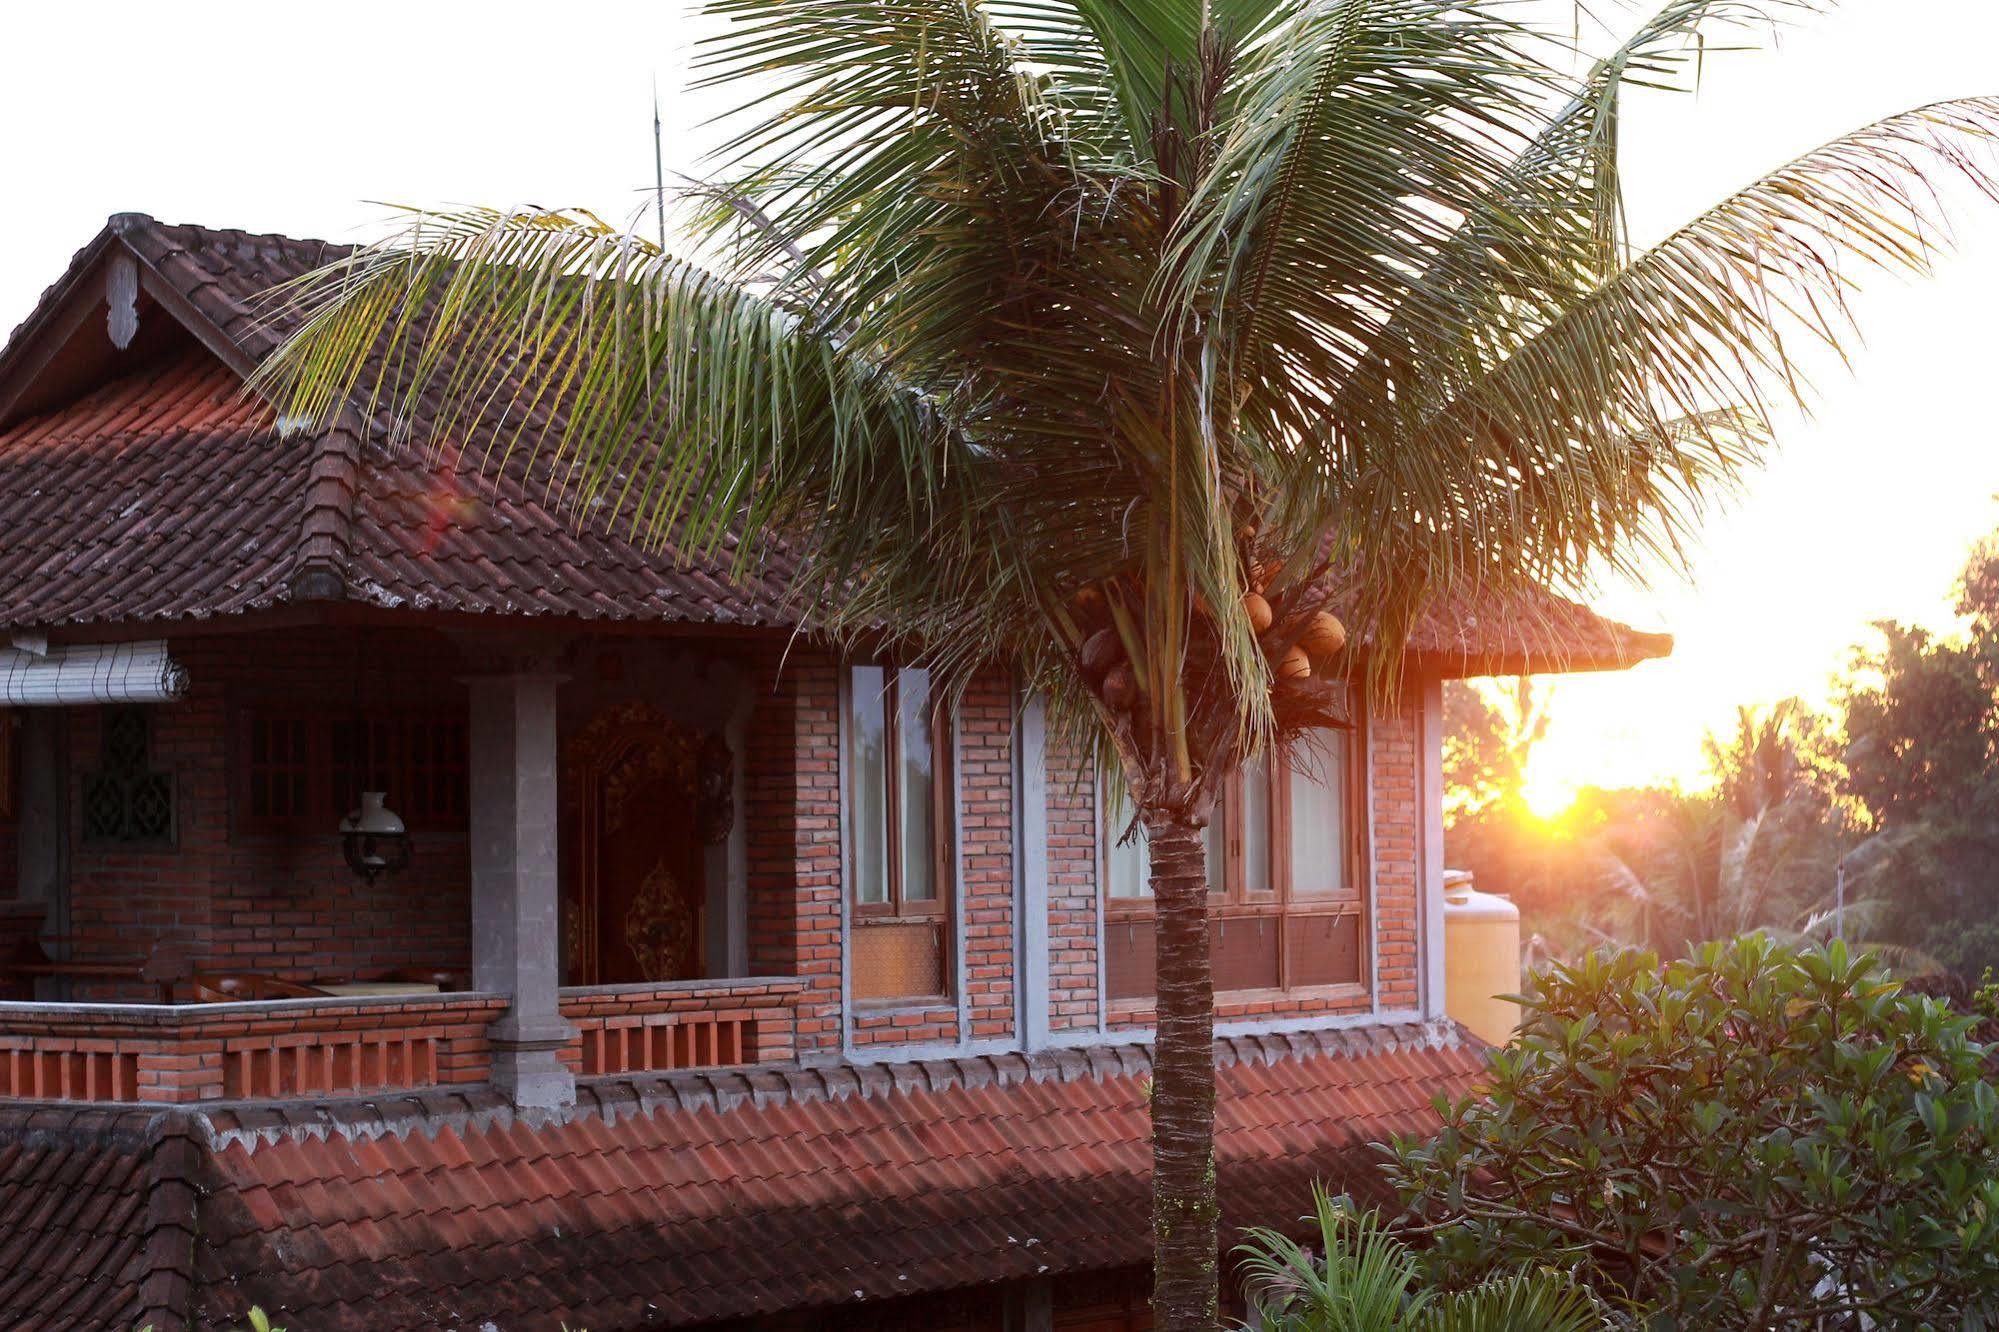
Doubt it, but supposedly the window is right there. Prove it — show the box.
[1103,722,1363,1002]
[330,716,469,825]
[847,663,952,1003]
[81,707,175,845]
[235,708,468,835]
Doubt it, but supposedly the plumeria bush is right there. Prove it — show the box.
[1389,937,1999,1329]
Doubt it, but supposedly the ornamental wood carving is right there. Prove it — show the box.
[623,858,698,982]
[565,701,729,984]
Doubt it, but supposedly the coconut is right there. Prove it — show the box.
[1298,611,1347,664]
[1079,627,1124,684]
[1276,645,1312,682]
[1243,592,1275,635]
[1102,663,1138,709]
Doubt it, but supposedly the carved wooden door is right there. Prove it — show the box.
[566,703,705,986]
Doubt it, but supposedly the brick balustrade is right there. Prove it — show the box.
[0,992,508,1103]
[0,977,803,1104]
[559,976,802,1076]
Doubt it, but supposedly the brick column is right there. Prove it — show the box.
[745,645,843,1058]
[466,663,574,1109]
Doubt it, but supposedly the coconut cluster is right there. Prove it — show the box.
[1070,555,1347,721]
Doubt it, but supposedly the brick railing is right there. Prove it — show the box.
[0,992,509,1104]
[0,977,805,1105]
[559,977,803,1077]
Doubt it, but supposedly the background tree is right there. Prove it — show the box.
[1839,535,1999,973]
[257,2,1999,1323]
[1443,680,1550,824]
[1592,702,1845,954]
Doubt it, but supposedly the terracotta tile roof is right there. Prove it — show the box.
[0,213,1665,672]
[1394,583,1672,675]
[0,1025,1484,1332]
[0,216,795,631]
[0,1106,203,1332]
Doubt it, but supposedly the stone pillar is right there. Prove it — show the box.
[1420,677,1449,1022]
[1015,692,1052,1051]
[465,664,574,1110]
[16,709,69,998]
[16,710,69,929]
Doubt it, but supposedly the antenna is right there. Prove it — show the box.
[652,76,668,252]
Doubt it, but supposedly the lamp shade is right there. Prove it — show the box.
[339,791,412,883]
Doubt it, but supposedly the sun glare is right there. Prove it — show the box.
[1520,769,1580,821]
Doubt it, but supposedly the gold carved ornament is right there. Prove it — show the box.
[623,859,697,982]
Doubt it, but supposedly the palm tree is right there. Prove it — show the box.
[256,3,1999,1323]
[1578,705,1942,972]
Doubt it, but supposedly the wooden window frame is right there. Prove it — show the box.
[846,663,955,1005]
[231,706,470,839]
[1102,711,1368,1000]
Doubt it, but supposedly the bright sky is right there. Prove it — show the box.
[2,2,1996,805]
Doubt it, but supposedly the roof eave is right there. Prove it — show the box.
[1413,629,1675,680]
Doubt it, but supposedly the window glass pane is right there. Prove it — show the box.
[1289,729,1349,896]
[1106,785,1226,898]
[848,666,890,905]
[1241,756,1272,894]
[1105,787,1152,899]
[897,668,937,903]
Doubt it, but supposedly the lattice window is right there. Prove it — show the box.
[81,707,175,845]
[237,708,468,836]
[246,715,312,822]
[330,716,468,826]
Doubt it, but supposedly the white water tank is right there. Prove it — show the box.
[1443,869,1521,1046]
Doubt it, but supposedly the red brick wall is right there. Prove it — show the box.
[21,617,1438,1050]
[61,629,471,996]
[559,978,804,1072]
[849,1005,957,1046]
[958,672,1015,1042]
[745,644,843,1057]
[1369,699,1422,1011]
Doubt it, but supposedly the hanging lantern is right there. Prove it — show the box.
[339,791,412,884]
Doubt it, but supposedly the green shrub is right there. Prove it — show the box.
[1237,1189,1611,1331]
[1389,937,1999,1329]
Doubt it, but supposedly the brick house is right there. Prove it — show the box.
[0,216,1669,1331]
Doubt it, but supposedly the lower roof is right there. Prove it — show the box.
[0,1023,1484,1332]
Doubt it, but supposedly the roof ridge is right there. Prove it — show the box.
[194,1021,1472,1153]
[109,212,356,262]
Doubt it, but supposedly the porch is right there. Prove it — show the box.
[0,623,836,1107]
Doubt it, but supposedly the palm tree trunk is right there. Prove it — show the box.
[1146,811,1219,1330]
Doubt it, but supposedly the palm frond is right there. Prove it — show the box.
[1415,1267,1610,1332]
[1237,1191,1422,1331]
[1378,98,1999,598]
